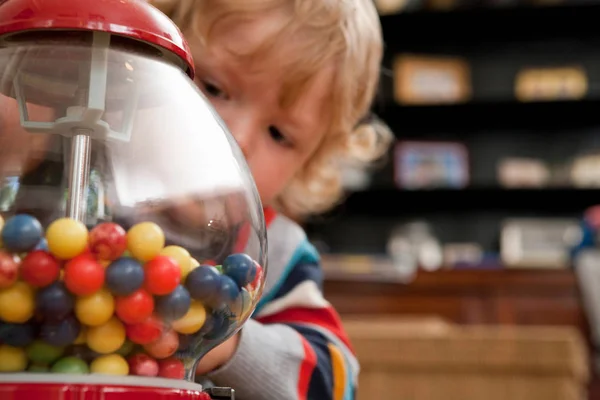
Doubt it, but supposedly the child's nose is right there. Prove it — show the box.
[224,115,258,161]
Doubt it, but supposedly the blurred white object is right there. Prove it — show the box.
[387,221,443,281]
[497,158,550,188]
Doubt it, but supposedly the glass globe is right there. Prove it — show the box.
[0,30,267,382]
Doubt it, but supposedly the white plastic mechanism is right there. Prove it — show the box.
[13,31,139,143]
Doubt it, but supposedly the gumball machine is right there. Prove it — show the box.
[0,0,267,399]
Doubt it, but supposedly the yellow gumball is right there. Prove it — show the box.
[0,281,35,323]
[160,245,192,278]
[172,301,206,334]
[46,218,89,259]
[126,222,165,262]
[75,289,115,326]
[190,258,200,268]
[86,317,126,354]
[90,354,129,376]
[0,345,27,372]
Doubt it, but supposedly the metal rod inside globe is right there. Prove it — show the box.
[66,132,91,222]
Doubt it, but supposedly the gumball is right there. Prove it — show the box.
[128,353,159,377]
[185,265,220,302]
[64,254,105,296]
[144,255,181,295]
[158,358,185,379]
[88,222,127,261]
[1,214,43,253]
[115,289,154,324]
[46,218,89,259]
[143,329,179,359]
[36,282,74,322]
[126,222,165,262]
[214,275,241,307]
[0,344,27,372]
[172,301,206,334]
[115,339,136,357]
[0,215,3,233]
[125,315,163,345]
[222,253,256,287]
[160,246,192,279]
[155,285,191,321]
[75,288,115,327]
[20,250,61,288]
[0,281,35,323]
[91,354,129,375]
[0,251,19,289]
[248,261,263,292]
[105,257,145,296]
[26,340,65,365]
[86,317,126,354]
[0,321,35,347]
[229,288,253,321]
[203,311,230,340]
[51,356,90,374]
[40,316,81,347]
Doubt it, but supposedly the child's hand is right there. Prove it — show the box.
[195,332,240,376]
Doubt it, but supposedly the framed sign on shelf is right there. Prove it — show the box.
[394,141,469,190]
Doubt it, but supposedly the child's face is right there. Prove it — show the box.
[187,13,333,207]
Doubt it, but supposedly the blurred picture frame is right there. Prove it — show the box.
[394,141,469,189]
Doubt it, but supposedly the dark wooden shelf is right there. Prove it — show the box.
[320,187,600,217]
[381,3,600,50]
[380,100,600,135]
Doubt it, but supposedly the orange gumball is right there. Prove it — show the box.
[143,329,179,359]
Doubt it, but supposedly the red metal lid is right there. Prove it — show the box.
[0,382,212,400]
[0,0,194,78]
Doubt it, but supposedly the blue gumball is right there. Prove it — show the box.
[1,214,43,253]
[36,282,75,322]
[155,285,191,321]
[105,257,145,296]
[214,275,241,310]
[185,266,221,302]
[222,253,257,287]
[0,321,35,347]
[40,316,81,347]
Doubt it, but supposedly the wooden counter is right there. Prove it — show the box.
[324,268,600,398]
[323,269,587,329]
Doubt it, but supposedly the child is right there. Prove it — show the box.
[152,0,393,399]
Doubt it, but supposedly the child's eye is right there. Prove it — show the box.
[197,79,228,99]
[268,126,292,147]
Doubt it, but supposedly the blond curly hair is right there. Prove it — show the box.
[151,0,393,218]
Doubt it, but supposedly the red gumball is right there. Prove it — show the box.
[0,251,19,289]
[88,222,127,261]
[144,256,181,295]
[20,250,60,288]
[116,289,154,324]
[63,254,105,296]
[126,315,164,345]
[248,261,263,292]
[158,357,185,379]
[128,353,159,377]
